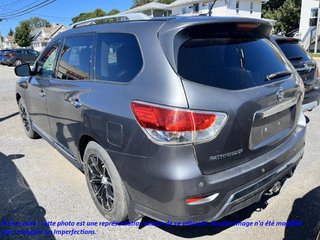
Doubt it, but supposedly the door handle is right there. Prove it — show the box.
[39,89,46,97]
[71,99,82,108]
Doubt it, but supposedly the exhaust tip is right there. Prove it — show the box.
[265,181,282,196]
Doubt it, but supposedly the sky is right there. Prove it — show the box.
[0,0,133,36]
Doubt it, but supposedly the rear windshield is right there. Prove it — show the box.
[276,41,311,62]
[178,34,291,90]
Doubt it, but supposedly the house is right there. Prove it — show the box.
[166,0,267,18]
[1,35,16,49]
[298,0,319,50]
[122,1,171,17]
[121,0,267,19]
[31,24,66,52]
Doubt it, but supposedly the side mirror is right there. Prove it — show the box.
[15,64,31,77]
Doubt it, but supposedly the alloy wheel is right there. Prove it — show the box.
[15,60,22,66]
[19,104,31,132]
[87,154,114,211]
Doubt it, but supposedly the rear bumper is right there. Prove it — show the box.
[5,58,15,65]
[207,147,303,221]
[111,116,306,223]
[134,148,304,223]
[303,86,320,111]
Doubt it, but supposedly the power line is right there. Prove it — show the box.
[0,0,69,21]
[0,0,25,9]
[33,13,70,21]
[0,0,56,18]
[0,0,43,17]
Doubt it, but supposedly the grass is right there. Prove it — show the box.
[308,52,320,58]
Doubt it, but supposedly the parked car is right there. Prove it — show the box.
[15,15,307,223]
[0,49,8,65]
[2,48,39,66]
[272,36,320,111]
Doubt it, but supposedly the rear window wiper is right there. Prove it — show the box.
[266,71,292,81]
[288,56,303,61]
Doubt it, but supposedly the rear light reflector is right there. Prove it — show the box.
[185,193,219,205]
[130,101,227,145]
[185,196,208,204]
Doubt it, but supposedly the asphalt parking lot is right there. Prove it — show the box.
[0,64,319,240]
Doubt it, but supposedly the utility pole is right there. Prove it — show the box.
[314,0,320,53]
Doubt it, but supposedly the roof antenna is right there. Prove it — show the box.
[208,0,218,16]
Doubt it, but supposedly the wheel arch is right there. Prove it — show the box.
[78,134,100,163]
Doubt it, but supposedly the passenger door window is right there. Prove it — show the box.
[36,41,61,78]
[95,33,143,83]
[56,36,93,80]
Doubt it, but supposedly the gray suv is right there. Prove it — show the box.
[2,48,39,66]
[15,15,307,223]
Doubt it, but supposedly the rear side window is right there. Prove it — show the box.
[95,33,143,83]
[276,40,311,62]
[56,35,93,80]
[178,33,291,90]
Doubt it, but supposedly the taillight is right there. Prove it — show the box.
[5,53,15,57]
[130,101,227,145]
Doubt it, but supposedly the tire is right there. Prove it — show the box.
[15,59,22,66]
[315,222,320,240]
[18,99,40,139]
[83,141,128,221]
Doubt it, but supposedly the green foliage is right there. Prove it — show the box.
[72,8,120,23]
[107,9,120,16]
[27,17,51,30]
[8,28,14,36]
[262,0,285,12]
[262,0,301,34]
[131,0,174,8]
[309,52,320,58]
[14,21,32,47]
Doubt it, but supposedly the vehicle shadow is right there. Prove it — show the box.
[0,112,19,122]
[0,152,55,239]
[284,187,320,240]
[138,194,274,238]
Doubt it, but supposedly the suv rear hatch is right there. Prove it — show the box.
[159,19,304,175]
[274,37,318,93]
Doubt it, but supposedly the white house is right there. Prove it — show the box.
[167,0,266,18]
[30,24,66,52]
[121,0,268,19]
[298,0,319,50]
[1,35,16,49]
[122,1,171,17]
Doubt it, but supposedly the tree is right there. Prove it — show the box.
[71,8,120,23]
[262,0,301,34]
[131,0,174,8]
[262,0,285,13]
[26,17,51,30]
[107,9,120,16]
[8,28,14,36]
[14,21,32,47]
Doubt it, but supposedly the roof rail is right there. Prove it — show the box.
[70,13,151,29]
